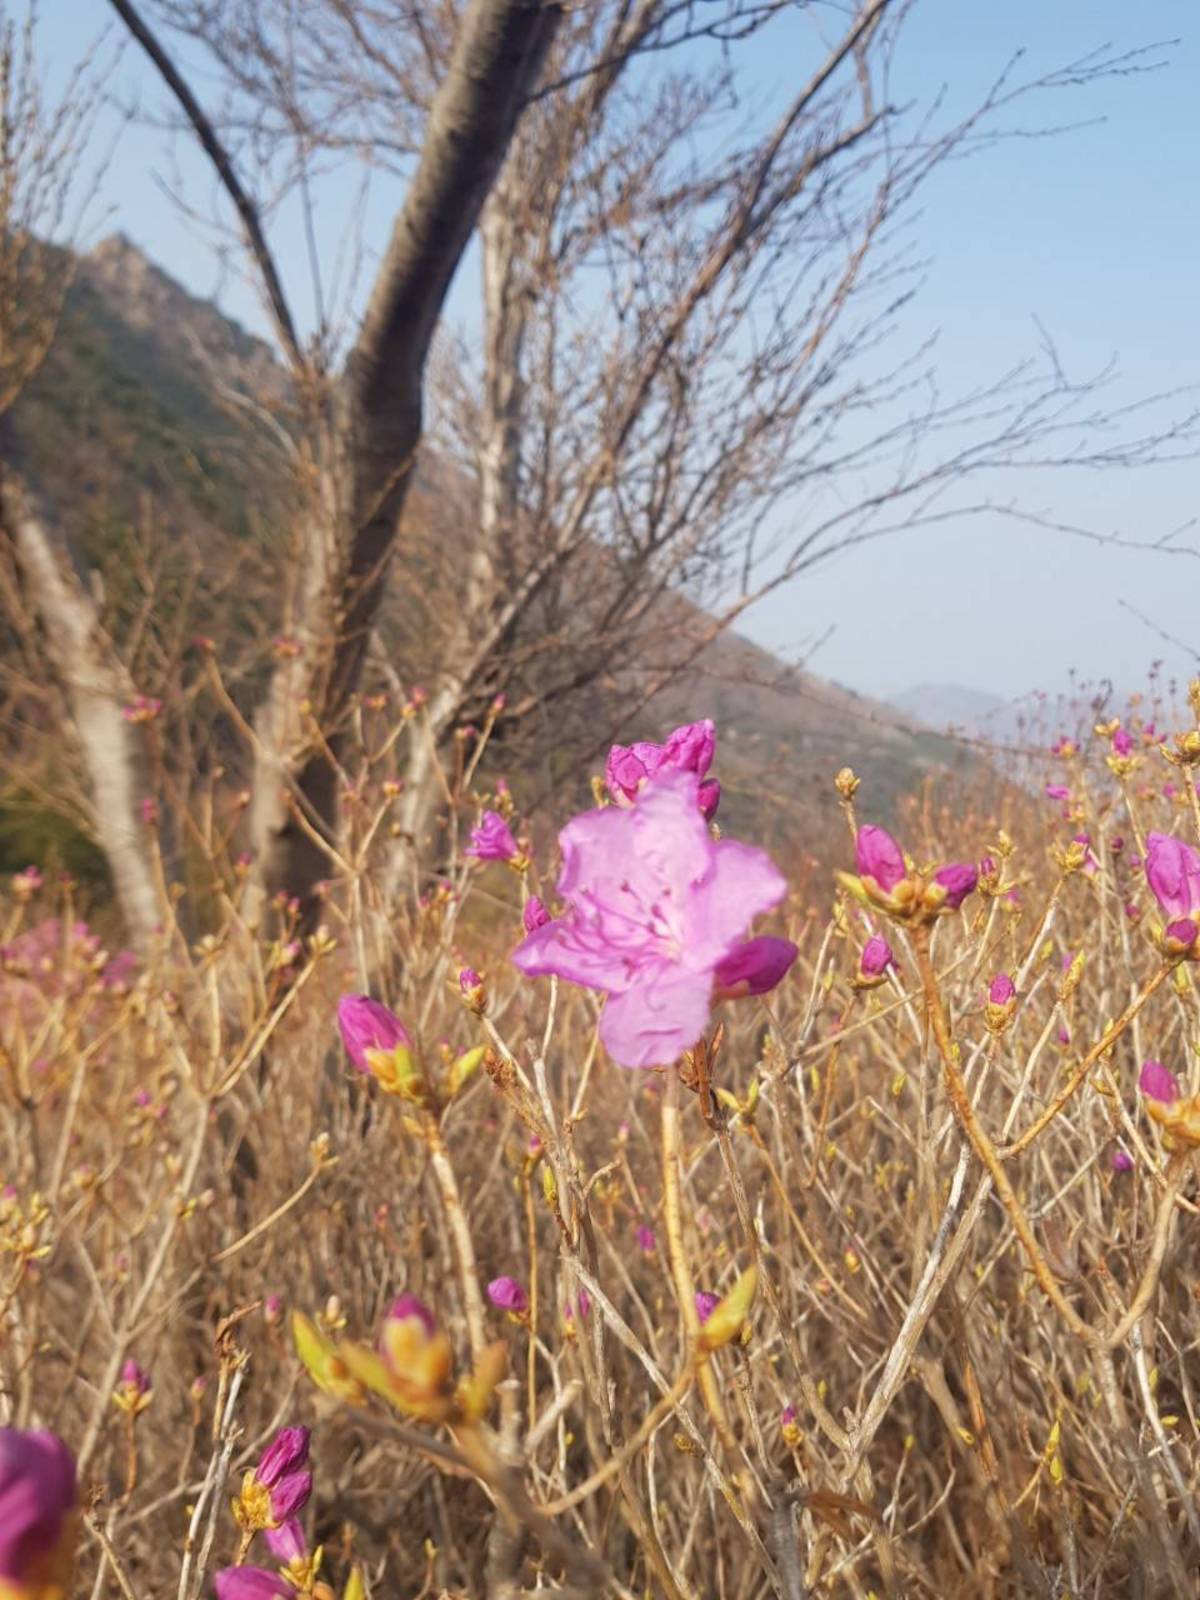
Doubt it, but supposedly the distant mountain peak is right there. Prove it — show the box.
[892,682,1007,732]
[83,233,285,398]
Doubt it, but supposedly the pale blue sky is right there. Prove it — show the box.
[45,0,1200,706]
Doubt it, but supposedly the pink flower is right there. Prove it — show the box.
[262,1518,307,1563]
[932,863,978,909]
[1140,1060,1180,1105]
[859,935,895,978]
[0,1428,77,1586]
[713,936,797,998]
[466,811,519,863]
[636,1224,656,1254]
[101,950,137,991]
[336,995,411,1072]
[855,826,906,894]
[215,1571,292,1600]
[1111,728,1134,758]
[1111,1149,1134,1174]
[605,721,717,809]
[512,770,787,1068]
[1045,784,1071,803]
[1145,833,1200,921]
[487,1277,529,1314]
[988,974,1015,1005]
[781,1404,797,1428]
[523,896,550,933]
[694,1290,720,1324]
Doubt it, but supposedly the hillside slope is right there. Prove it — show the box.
[3,236,983,848]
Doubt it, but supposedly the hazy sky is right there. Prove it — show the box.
[48,0,1200,707]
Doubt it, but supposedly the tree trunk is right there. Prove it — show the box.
[1,470,161,950]
[252,0,562,921]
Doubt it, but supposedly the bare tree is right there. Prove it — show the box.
[0,5,162,946]
[373,2,1195,864]
[5,0,1195,946]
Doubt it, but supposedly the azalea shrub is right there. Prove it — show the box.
[4,691,1200,1597]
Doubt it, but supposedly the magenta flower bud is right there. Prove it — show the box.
[263,1293,283,1325]
[988,973,1016,1005]
[694,1290,720,1324]
[120,1358,151,1397]
[1056,1026,1071,1047]
[0,1427,77,1586]
[576,1289,591,1320]
[1164,782,1179,800]
[523,896,551,933]
[466,810,519,863]
[713,936,798,998]
[933,862,978,909]
[661,721,716,775]
[385,1295,437,1338]
[1073,833,1100,875]
[255,1426,310,1490]
[459,967,483,995]
[1111,835,1125,855]
[978,854,997,879]
[1045,784,1071,803]
[267,1469,311,1521]
[1111,1149,1134,1174]
[215,1570,293,1599]
[859,935,895,978]
[262,1517,307,1563]
[12,864,44,897]
[697,778,721,821]
[1145,832,1200,921]
[605,721,717,807]
[486,1276,529,1314]
[636,1224,656,1254]
[1140,1060,1180,1105]
[855,825,906,893]
[781,1404,797,1428]
[337,995,411,1072]
[1166,917,1198,949]
[1111,728,1134,757]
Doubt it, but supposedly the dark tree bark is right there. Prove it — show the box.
[250,0,564,919]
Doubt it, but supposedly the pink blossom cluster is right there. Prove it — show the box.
[511,723,797,1068]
